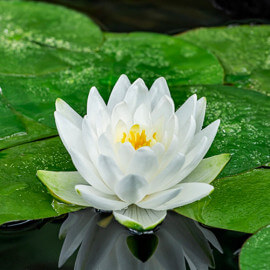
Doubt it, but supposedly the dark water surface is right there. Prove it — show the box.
[0,210,248,270]
[29,0,270,33]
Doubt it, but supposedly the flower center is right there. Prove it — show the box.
[121,124,157,150]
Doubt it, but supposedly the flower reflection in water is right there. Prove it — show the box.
[59,209,222,270]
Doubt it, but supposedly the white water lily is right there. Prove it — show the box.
[37,75,230,231]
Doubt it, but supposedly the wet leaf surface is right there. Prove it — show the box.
[178,25,270,95]
[175,169,270,233]
[0,137,82,226]
[0,31,223,143]
[0,1,103,52]
[240,225,270,270]
[0,1,224,149]
[171,84,270,177]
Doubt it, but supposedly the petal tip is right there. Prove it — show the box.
[36,170,44,177]
[113,207,167,231]
[119,74,129,80]
[55,98,65,111]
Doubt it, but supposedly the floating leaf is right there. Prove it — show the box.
[171,84,270,177]
[240,225,270,270]
[100,32,224,86]
[0,31,223,149]
[178,25,270,95]
[0,137,82,226]
[175,169,270,233]
[0,0,103,149]
[0,1,103,52]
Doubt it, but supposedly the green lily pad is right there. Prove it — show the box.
[171,84,270,177]
[0,33,224,149]
[240,225,270,270]
[178,25,270,95]
[100,32,224,86]
[0,137,82,226]
[0,95,26,143]
[0,0,103,149]
[0,0,103,52]
[0,94,56,150]
[175,169,270,233]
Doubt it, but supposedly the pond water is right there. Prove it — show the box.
[31,0,270,33]
[0,210,248,270]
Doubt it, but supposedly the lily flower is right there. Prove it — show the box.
[37,75,230,231]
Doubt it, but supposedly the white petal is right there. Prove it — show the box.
[133,103,151,127]
[55,98,82,128]
[176,94,197,125]
[113,204,167,231]
[98,133,115,159]
[69,149,113,194]
[163,114,178,147]
[116,142,135,172]
[107,74,131,112]
[114,174,149,203]
[188,119,220,153]
[195,97,206,132]
[182,154,230,184]
[163,137,208,189]
[159,135,179,168]
[37,171,90,206]
[152,116,165,142]
[127,147,158,180]
[86,88,109,137]
[81,116,99,165]
[151,142,165,162]
[149,77,170,110]
[87,86,107,116]
[152,95,175,123]
[75,185,128,210]
[185,136,208,165]
[54,111,86,156]
[150,153,185,193]
[97,155,124,190]
[94,108,110,137]
[111,101,132,128]
[137,187,181,209]
[114,119,128,142]
[177,116,196,153]
[156,183,213,210]
[124,78,149,113]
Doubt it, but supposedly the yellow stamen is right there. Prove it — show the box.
[120,124,157,150]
